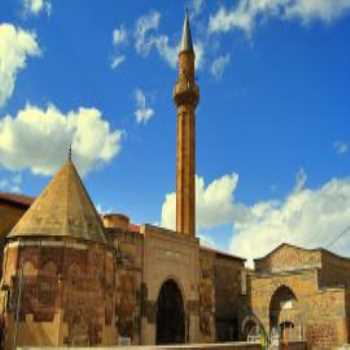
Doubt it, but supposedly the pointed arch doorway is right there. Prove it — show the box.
[269,285,301,343]
[156,279,185,344]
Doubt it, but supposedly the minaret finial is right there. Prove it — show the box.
[180,8,193,53]
[68,144,72,162]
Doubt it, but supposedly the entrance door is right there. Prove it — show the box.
[156,279,185,344]
[280,321,295,342]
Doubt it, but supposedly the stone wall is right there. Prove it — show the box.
[0,202,26,236]
[198,249,216,342]
[249,268,348,349]
[213,254,245,342]
[280,342,307,349]
[2,238,117,349]
[106,228,144,345]
[0,203,27,279]
[254,244,321,273]
[319,251,350,288]
[17,343,262,350]
[140,224,201,344]
[16,342,311,350]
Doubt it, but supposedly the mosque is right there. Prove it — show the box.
[0,13,350,350]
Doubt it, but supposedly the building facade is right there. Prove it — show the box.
[245,243,350,349]
[0,13,349,350]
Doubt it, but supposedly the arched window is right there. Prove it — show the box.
[67,263,81,287]
[23,260,36,276]
[38,261,58,306]
[42,261,57,276]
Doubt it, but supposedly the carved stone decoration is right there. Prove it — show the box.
[200,310,212,336]
[198,279,214,336]
[69,308,89,346]
[37,276,57,306]
[116,272,136,338]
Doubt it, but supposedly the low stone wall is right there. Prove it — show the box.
[18,343,261,350]
[281,341,307,349]
[18,341,311,350]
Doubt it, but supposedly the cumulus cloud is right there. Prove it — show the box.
[231,175,350,266]
[134,11,204,69]
[111,25,128,69]
[161,169,350,267]
[334,141,349,155]
[134,89,154,124]
[23,0,51,16]
[0,24,41,108]
[209,0,350,35]
[161,173,248,230]
[0,104,124,176]
[210,54,231,79]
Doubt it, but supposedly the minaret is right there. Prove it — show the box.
[173,12,199,236]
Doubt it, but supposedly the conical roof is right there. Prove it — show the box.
[8,160,107,244]
[180,12,194,52]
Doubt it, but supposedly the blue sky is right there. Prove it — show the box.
[1,0,350,263]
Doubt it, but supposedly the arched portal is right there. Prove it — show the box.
[269,285,300,342]
[241,315,265,342]
[156,279,185,344]
[243,320,259,340]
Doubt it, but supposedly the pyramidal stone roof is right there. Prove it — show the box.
[8,160,107,244]
[180,11,194,53]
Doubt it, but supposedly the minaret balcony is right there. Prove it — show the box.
[173,80,200,107]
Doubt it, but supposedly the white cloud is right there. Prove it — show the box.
[334,141,349,155]
[209,1,255,35]
[96,203,114,215]
[210,54,231,79]
[209,0,350,35]
[161,173,248,230]
[231,175,350,267]
[198,233,217,249]
[161,169,350,268]
[134,11,204,69]
[135,11,161,55]
[113,25,127,46]
[111,25,128,69]
[192,0,205,16]
[285,0,350,23]
[293,167,307,193]
[23,0,51,16]
[0,174,22,193]
[0,104,124,176]
[134,89,154,124]
[0,24,41,108]
[111,55,126,69]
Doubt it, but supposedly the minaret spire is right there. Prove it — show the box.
[173,12,200,236]
[180,9,194,53]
